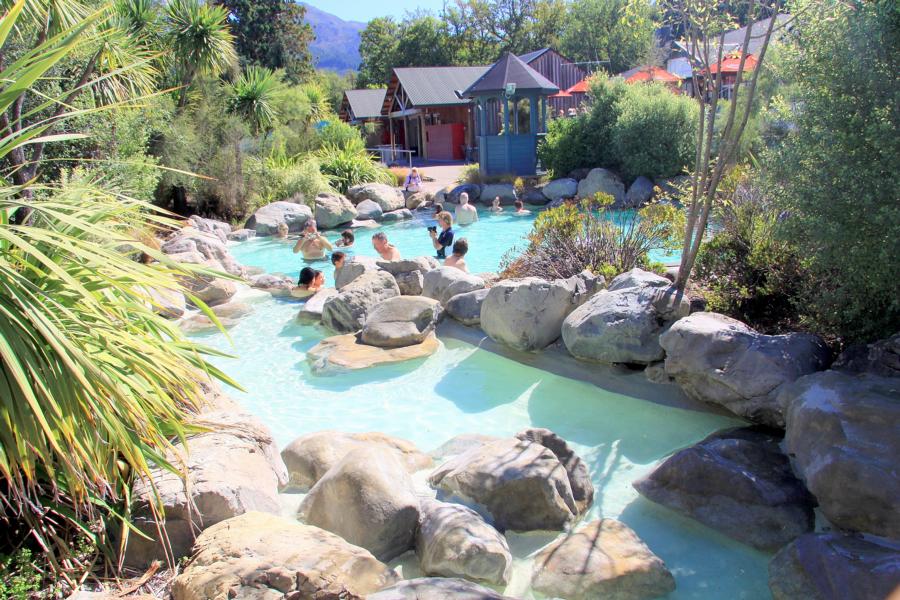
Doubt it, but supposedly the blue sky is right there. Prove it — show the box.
[305,0,445,22]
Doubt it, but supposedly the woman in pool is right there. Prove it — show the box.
[513,200,531,215]
[335,229,354,248]
[291,267,325,299]
[489,196,504,213]
[429,211,454,259]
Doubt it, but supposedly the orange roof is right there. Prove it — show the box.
[624,66,682,84]
[708,52,758,74]
[551,90,572,98]
[566,79,590,94]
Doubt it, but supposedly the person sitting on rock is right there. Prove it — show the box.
[455,192,478,225]
[430,211,454,259]
[404,167,422,193]
[291,267,325,299]
[444,238,469,272]
[335,229,354,248]
[293,219,332,260]
[513,200,531,215]
[489,196,504,213]
[372,231,401,261]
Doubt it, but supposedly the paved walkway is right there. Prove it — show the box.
[411,161,468,196]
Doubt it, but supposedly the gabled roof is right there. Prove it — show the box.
[621,65,682,83]
[675,14,791,64]
[707,52,758,74]
[387,66,489,109]
[518,48,551,64]
[342,88,387,120]
[567,79,590,94]
[462,53,559,96]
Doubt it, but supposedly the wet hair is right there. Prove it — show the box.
[438,211,453,226]
[432,203,443,215]
[452,238,468,256]
[305,219,317,229]
[341,229,354,244]
[298,267,320,286]
[331,251,346,266]
[514,200,524,210]
[372,232,388,243]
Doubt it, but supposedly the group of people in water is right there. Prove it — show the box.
[286,179,533,298]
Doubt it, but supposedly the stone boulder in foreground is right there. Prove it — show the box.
[368,577,515,600]
[244,200,312,235]
[314,192,357,229]
[125,400,287,567]
[348,183,405,212]
[429,435,589,531]
[296,287,338,323]
[299,446,419,562]
[423,266,485,306]
[480,277,582,351]
[280,430,432,492]
[446,288,490,326]
[322,269,400,333]
[307,332,440,373]
[633,426,815,550]
[416,499,512,585]
[576,168,626,206]
[171,512,398,600]
[782,371,900,539]
[659,312,830,427]
[360,295,443,348]
[516,427,594,514]
[531,519,676,600]
[562,268,689,365]
[768,532,900,600]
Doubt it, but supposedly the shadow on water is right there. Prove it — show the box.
[433,347,544,413]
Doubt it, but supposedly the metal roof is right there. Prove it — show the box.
[518,48,550,63]
[342,88,387,120]
[675,14,791,66]
[390,66,489,108]
[463,53,559,96]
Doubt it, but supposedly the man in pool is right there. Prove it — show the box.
[444,238,469,272]
[293,219,333,260]
[455,192,478,225]
[372,231,401,261]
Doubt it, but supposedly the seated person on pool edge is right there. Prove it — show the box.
[372,231,401,261]
[430,211,454,259]
[292,219,333,259]
[291,267,324,298]
[444,238,468,272]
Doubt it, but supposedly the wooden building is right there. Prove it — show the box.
[519,48,586,113]
[338,88,387,124]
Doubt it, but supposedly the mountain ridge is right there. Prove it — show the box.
[302,2,365,73]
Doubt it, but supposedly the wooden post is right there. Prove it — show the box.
[529,94,538,134]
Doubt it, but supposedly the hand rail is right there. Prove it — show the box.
[367,147,416,168]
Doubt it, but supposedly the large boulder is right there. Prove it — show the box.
[625,175,655,207]
[248,273,293,297]
[225,228,254,242]
[163,229,233,266]
[378,257,439,296]
[335,255,380,290]
[422,267,485,306]
[429,434,502,460]
[562,268,689,365]
[480,277,581,351]
[136,285,186,319]
[446,288,490,326]
[447,183,481,204]
[361,295,443,348]
[280,430,432,492]
[170,512,398,600]
[347,183,405,212]
[382,208,414,221]
[542,177,578,201]
[245,200,312,236]
[299,446,419,562]
[296,287,339,323]
[576,168,626,206]
[125,406,288,568]
[832,332,900,377]
[479,183,517,205]
[188,277,238,307]
[356,198,384,220]
[369,578,515,600]
[531,519,676,600]
[633,427,815,550]
[782,371,900,538]
[314,193,357,229]
[321,269,400,333]
[429,437,583,531]
[521,186,549,205]
[405,190,428,210]
[416,499,512,585]
[516,428,594,514]
[768,532,900,600]
[187,215,231,238]
[307,332,440,373]
[660,312,831,427]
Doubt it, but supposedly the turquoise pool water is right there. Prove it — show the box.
[193,208,771,599]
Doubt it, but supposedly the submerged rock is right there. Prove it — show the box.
[429,437,583,531]
[768,532,900,600]
[633,427,815,550]
[782,371,900,538]
[171,512,397,600]
[416,499,512,585]
[659,312,831,427]
[280,430,432,492]
[299,446,419,562]
[429,434,502,460]
[322,269,400,333]
[516,427,594,514]
[531,519,676,600]
[307,332,440,373]
[360,295,443,348]
[368,577,515,600]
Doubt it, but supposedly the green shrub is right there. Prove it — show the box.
[316,144,393,194]
[316,120,365,151]
[246,154,333,212]
[612,84,698,181]
[0,549,43,599]
[501,193,683,279]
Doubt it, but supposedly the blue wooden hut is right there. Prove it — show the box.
[462,53,559,176]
